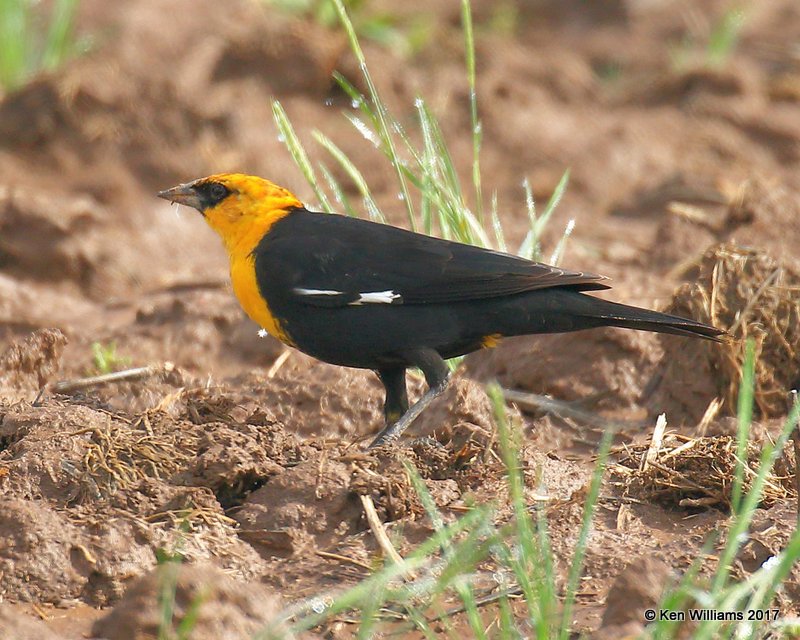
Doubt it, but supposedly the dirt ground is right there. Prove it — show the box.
[1,0,800,637]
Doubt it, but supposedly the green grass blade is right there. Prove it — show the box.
[517,178,538,259]
[157,561,181,640]
[1,0,85,92]
[356,578,387,639]
[413,97,490,246]
[730,338,755,515]
[707,8,746,68]
[708,401,800,599]
[742,527,800,613]
[518,170,570,261]
[330,0,416,229]
[461,0,482,223]
[416,96,439,236]
[559,422,616,639]
[651,534,719,639]
[488,384,557,637]
[334,71,381,131]
[498,590,523,640]
[549,218,575,266]
[272,100,333,212]
[42,0,79,70]
[175,589,207,640]
[402,603,440,640]
[276,505,493,635]
[533,498,556,635]
[0,0,30,90]
[684,350,800,640]
[403,460,489,640]
[318,162,358,217]
[344,112,384,150]
[418,101,461,199]
[343,109,426,194]
[490,191,507,253]
[693,525,800,639]
[536,169,570,240]
[313,130,386,222]
[492,541,544,635]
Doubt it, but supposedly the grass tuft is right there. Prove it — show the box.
[272,0,572,259]
[0,0,86,92]
[670,5,747,71]
[264,0,432,58]
[90,341,131,375]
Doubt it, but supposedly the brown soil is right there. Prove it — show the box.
[1,0,799,637]
[91,564,294,640]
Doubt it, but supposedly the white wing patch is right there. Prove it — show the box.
[293,288,343,296]
[349,290,402,305]
[293,287,402,306]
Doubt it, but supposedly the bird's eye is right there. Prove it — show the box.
[208,183,229,201]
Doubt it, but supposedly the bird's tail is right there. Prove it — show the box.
[566,291,726,341]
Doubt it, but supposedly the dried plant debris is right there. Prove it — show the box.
[650,243,800,422]
[77,418,195,502]
[0,402,200,505]
[351,425,503,523]
[612,433,795,510]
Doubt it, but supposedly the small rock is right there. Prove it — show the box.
[601,555,671,628]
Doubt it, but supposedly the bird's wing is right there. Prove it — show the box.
[257,210,609,308]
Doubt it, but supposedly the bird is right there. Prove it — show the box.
[158,173,725,448]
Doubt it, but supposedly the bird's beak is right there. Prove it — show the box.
[157,183,203,211]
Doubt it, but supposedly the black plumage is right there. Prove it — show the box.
[253,208,724,446]
[157,174,725,448]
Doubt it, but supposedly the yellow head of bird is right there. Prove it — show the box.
[157,173,302,252]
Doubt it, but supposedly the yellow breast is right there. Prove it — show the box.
[222,212,295,347]
[196,174,302,346]
[230,253,293,345]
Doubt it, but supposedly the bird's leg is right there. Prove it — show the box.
[368,349,449,449]
[377,367,409,427]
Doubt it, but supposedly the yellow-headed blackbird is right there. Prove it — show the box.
[158,174,724,447]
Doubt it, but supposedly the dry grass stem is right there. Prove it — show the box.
[359,494,414,579]
[53,363,175,393]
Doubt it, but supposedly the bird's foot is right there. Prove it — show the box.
[367,379,448,449]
